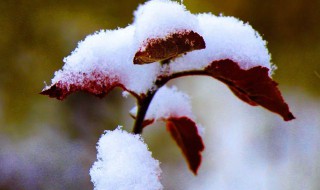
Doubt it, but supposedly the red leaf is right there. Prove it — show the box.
[40,71,123,100]
[134,30,205,64]
[205,59,295,121]
[166,117,204,175]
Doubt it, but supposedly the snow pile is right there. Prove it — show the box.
[45,0,273,95]
[130,86,195,121]
[52,26,160,94]
[133,0,199,49]
[146,86,194,120]
[170,13,272,73]
[90,127,163,190]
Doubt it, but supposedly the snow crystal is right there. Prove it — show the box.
[51,26,160,94]
[90,127,163,190]
[170,13,273,74]
[131,86,195,121]
[133,0,199,50]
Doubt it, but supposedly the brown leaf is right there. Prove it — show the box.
[134,30,205,64]
[40,71,123,100]
[166,117,205,175]
[205,59,295,121]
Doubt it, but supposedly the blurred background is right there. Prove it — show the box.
[0,0,319,189]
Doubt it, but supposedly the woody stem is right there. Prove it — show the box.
[132,90,156,134]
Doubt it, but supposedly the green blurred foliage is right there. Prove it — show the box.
[0,0,319,136]
[0,0,144,136]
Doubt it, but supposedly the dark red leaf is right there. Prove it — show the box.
[134,30,205,64]
[40,71,123,100]
[166,117,204,175]
[205,59,295,121]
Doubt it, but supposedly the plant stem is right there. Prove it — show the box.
[132,61,203,134]
[132,91,156,134]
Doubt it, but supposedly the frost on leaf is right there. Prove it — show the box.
[40,71,123,100]
[41,26,161,99]
[205,59,295,121]
[166,117,204,175]
[134,30,205,64]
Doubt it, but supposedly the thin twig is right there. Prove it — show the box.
[132,90,156,134]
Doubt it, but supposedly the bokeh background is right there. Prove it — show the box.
[0,0,319,189]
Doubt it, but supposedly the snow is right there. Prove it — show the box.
[90,127,163,190]
[162,78,320,190]
[51,26,161,94]
[131,85,195,121]
[169,13,273,74]
[133,0,199,50]
[45,0,275,96]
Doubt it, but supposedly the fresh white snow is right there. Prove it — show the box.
[133,0,199,51]
[169,13,273,74]
[46,0,273,95]
[90,127,163,190]
[131,85,194,121]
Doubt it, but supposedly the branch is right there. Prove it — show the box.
[132,91,156,134]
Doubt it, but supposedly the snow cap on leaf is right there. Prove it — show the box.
[133,0,205,64]
[169,13,273,74]
[134,0,200,46]
[41,26,161,99]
